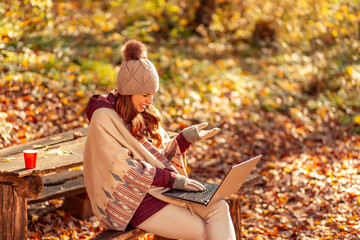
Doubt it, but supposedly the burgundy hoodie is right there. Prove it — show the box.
[86,92,117,123]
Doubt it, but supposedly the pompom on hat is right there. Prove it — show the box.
[116,40,159,95]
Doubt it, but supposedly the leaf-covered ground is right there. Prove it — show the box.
[1,0,360,239]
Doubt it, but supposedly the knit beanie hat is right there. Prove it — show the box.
[116,40,159,95]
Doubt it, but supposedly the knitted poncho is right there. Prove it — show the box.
[83,107,188,231]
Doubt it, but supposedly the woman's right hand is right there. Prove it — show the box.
[173,174,206,192]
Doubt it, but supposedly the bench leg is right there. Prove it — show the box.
[227,198,242,240]
[62,193,93,219]
[0,183,27,240]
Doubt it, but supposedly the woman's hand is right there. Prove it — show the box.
[173,174,206,192]
[182,122,220,144]
[197,122,220,141]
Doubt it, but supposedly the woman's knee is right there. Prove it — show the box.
[203,199,231,222]
[212,199,230,212]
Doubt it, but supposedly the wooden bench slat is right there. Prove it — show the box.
[43,169,84,186]
[28,177,85,204]
[0,127,88,158]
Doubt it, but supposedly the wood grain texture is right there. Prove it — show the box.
[0,184,27,240]
[0,173,43,198]
[227,198,242,240]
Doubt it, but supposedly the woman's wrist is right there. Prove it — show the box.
[176,132,192,153]
[152,168,176,188]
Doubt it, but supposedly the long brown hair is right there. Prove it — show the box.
[115,93,163,148]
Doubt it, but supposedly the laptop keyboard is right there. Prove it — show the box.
[179,181,219,203]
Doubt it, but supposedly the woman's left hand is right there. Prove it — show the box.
[182,122,220,144]
[197,122,220,141]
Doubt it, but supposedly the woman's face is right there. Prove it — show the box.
[131,93,155,112]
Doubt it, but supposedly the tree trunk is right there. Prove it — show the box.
[191,0,217,31]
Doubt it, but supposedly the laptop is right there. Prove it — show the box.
[162,155,262,206]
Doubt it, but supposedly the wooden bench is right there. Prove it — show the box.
[0,128,88,240]
[0,127,261,240]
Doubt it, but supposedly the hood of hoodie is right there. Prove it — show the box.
[85,91,117,122]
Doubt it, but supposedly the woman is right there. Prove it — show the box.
[83,39,236,240]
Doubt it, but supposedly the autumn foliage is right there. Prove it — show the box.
[1,0,360,239]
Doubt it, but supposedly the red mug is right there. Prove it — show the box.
[23,150,38,169]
